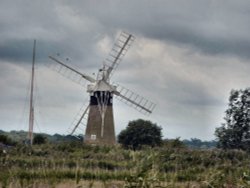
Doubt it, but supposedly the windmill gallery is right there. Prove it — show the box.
[29,32,156,145]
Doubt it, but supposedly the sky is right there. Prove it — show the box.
[1,0,250,140]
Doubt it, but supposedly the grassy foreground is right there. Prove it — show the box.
[0,142,250,188]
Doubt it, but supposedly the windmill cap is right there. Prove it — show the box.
[87,80,117,92]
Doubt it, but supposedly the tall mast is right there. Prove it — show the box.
[28,40,36,145]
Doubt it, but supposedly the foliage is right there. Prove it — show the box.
[33,134,47,145]
[183,138,217,149]
[215,88,250,151]
[118,119,162,150]
[1,129,250,187]
[0,130,82,144]
[0,134,16,146]
[163,138,186,149]
[0,134,10,144]
[0,143,250,187]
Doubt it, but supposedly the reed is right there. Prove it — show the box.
[0,143,249,187]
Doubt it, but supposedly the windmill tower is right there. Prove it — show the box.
[48,32,156,145]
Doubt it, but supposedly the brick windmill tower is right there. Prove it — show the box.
[48,31,156,145]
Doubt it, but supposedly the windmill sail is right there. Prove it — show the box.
[67,103,89,137]
[97,31,135,81]
[48,56,95,86]
[114,84,156,115]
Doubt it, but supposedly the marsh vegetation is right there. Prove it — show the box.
[0,140,250,188]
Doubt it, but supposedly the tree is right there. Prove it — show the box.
[118,119,162,150]
[0,134,16,145]
[0,134,9,144]
[33,134,47,145]
[163,138,186,149]
[215,88,250,151]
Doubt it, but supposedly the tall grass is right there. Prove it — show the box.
[0,143,250,187]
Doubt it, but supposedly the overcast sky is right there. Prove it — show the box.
[1,0,250,140]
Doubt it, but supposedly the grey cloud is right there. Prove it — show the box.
[0,38,102,72]
[0,40,36,62]
[2,0,250,62]
[68,0,250,60]
[143,28,250,59]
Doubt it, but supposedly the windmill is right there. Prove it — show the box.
[48,31,156,145]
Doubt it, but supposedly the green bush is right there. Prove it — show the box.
[118,119,162,150]
[33,134,47,145]
[0,134,16,146]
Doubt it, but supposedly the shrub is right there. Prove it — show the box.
[33,134,47,145]
[118,119,162,150]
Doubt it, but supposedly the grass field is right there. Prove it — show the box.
[0,142,250,188]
